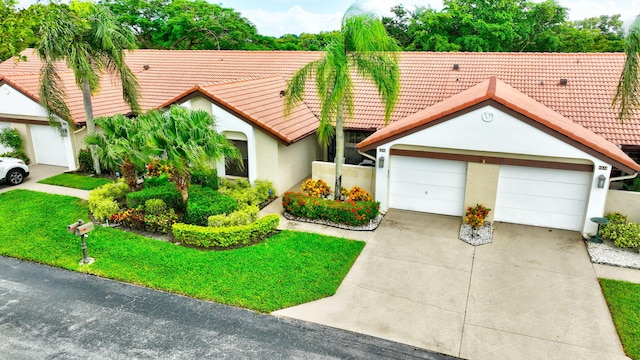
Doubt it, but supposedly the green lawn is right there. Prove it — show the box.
[600,278,640,360]
[38,173,113,190]
[0,190,364,312]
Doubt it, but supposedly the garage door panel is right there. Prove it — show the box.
[389,156,466,216]
[30,125,68,167]
[495,165,590,231]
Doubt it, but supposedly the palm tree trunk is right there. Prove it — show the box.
[334,102,344,200]
[81,80,102,175]
[121,160,137,192]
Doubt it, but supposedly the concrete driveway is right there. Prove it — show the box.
[0,164,89,199]
[274,209,629,360]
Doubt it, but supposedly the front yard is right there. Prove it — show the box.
[0,190,364,312]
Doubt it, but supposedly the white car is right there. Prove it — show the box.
[0,157,29,186]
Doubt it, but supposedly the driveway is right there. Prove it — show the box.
[0,164,89,199]
[274,210,629,360]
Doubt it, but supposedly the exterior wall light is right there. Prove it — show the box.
[597,174,606,189]
[378,156,385,168]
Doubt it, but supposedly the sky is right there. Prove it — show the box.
[14,0,640,37]
[225,0,640,37]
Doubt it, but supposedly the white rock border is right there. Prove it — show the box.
[459,222,493,246]
[585,238,640,270]
[283,212,384,231]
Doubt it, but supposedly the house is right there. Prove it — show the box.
[1,50,639,236]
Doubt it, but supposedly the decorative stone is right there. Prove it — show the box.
[459,222,493,246]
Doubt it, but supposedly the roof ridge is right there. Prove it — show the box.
[197,75,284,88]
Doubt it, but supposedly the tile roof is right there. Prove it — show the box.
[1,49,639,147]
[357,77,640,173]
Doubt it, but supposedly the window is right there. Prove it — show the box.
[225,140,249,177]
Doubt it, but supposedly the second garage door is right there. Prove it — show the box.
[389,156,467,216]
[494,165,591,231]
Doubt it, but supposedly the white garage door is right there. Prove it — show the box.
[389,156,467,216]
[0,123,10,154]
[494,165,591,231]
[30,124,68,167]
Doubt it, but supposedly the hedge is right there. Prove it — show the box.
[183,185,238,226]
[88,179,130,222]
[127,183,182,210]
[173,214,280,248]
[282,192,379,226]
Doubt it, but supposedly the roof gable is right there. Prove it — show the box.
[357,77,640,173]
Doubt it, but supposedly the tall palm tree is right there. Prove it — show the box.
[144,106,241,203]
[84,114,145,191]
[35,1,141,175]
[284,5,400,199]
[614,15,640,122]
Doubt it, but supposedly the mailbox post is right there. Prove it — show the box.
[67,219,95,265]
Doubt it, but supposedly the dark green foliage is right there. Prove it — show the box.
[182,185,237,226]
[173,214,280,248]
[0,150,30,164]
[600,212,640,252]
[0,127,23,150]
[191,168,218,190]
[600,279,640,359]
[77,148,95,174]
[282,192,379,226]
[144,175,171,188]
[623,178,640,192]
[126,183,182,210]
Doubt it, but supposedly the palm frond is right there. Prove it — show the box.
[284,59,322,117]
[614,15,640,123]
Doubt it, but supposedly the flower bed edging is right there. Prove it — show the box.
[459,222,493,246]
[283,212,384,231]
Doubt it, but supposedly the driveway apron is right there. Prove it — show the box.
[273,209,629,360]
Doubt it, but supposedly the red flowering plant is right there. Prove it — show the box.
[146,160,174,178]
[464,204,491,229]
[301,179,332,198]
[347,186,372,202]
[282,192,379,226]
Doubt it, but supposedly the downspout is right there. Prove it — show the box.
[609,171,639,185]
[357,150,376,162]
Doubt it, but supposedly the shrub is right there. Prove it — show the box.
[0,150,30,164]
[191,168,218,190]
[347,186,372,202]
[126,183,182,210]
[183,185,237,226]
[110,207,178,234]
[173,214,280,248]
[145,199,167,215]
[0,127,23,151]
[208,205,259,227]
[88,179,130,222]
[301,179,331,198]
[77,148,94,174]
[144,175,170,188]
[601,222,640,252]
[605,212,628,225]
[282,192,379,226]
[218,179,276,208]
[464,204,491,229]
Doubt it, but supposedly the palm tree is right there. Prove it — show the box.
[143,106,241,203]
[35,1,141,175]
[284,5,400,199]
[614,15,640,122]
[84,114,145,191]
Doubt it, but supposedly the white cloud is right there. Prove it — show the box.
[242,5,343,36]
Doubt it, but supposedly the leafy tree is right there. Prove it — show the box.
[381,5,412,48]
[143,106,241,203]
[101,0,269,50]
[0,0,39,61]
[614,15,640,123]
[84,114,145,190]
[35,1,140,175]
[284,6,400,200]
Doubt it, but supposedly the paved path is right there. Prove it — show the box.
[0,256,455,360]
[0,164,90,199]
[274,210,631,360]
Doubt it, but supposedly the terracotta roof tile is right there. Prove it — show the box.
[2,49,639,148]
[357,77,640,173]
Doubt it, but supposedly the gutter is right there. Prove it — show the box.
[609,171,638,184]
[357,150,376,163]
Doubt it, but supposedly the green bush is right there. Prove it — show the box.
[183,185,237,226]
[173,214,280,248]
[144,199,167,215]
[110,207,178,234]
[127,183,182,210]
[88,179,130,222]
[0,127,23,151]
[282,192,379,226]
[208,205,259,227]
[144,175,171,188]
[605,212,629,224]
[191,168,218,190]
[601,221,640,252]
[219,179,275,208]
[0,150,30,164]
[77,148,94,174]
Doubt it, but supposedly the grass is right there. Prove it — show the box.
[600,278,640,360]
[38,173,113,190]
[0,190,365,312]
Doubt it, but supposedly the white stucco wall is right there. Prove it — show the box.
[278,135,317,194]
[374,105,611,236]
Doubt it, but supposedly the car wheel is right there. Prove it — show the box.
[7,169,25,186]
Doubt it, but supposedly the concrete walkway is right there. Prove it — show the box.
[0,164,90,199]
[273,210,631,360]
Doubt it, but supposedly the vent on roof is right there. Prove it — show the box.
[540,80,544,85]
[559,78,568,85]
[453,64,460,70]
[279,90,285,98]
[143,65,150,70]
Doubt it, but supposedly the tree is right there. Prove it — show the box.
[0,0,39,61]
[143,106,240,203]
[614,15,640,123]
[284,6,400,200]
[35,1,140,175]
[84,114,145,191]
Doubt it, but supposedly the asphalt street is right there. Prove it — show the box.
[0,256,456,360]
